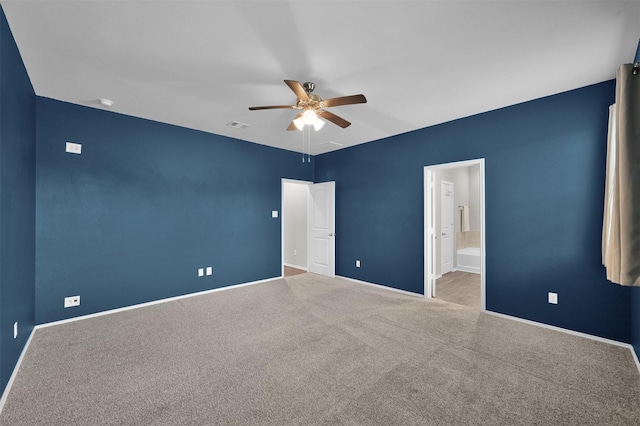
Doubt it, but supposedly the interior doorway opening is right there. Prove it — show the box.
[282,179,311,277]
[281,179,336,278]
[424,159,486,310]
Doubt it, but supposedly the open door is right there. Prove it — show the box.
[308,181,335,277]
[425,170,437,297]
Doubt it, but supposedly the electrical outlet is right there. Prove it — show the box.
[294,249,297,256]
[14,322,18,339]
[64,295,80,308]
[198,268,204,277]
[206,266,213,276]
[548,292,558,305]
[356,260,361,268]
[272,210,278,218]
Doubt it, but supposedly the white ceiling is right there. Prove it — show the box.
[2,1,639,155]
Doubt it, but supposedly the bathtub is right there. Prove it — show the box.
[456,247,481,274]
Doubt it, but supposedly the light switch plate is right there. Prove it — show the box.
[356,260,361,268]
[65,142,82,154]
[548,292,558,304]
[198,268,204,277]
[272,210,278,218]
[206,266,213,276]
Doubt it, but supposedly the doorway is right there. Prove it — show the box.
[424,159,485,310]
[282,179,311,277]
[281,179,336,278]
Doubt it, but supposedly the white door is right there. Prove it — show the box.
[425,170,437,297]
[441,181,454,275]
[308,181,335,276]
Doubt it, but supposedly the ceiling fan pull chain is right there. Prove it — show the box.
[301,126,305,162]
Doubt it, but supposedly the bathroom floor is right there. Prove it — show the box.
[284,266,306,277]
[436,271,481,309]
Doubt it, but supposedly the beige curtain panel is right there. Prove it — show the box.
[603,64,640,286]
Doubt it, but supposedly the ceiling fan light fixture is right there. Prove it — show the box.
[313,118,325,131]
[293,117,305,130]
[302,109,317,125]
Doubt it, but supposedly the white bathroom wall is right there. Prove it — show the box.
[283,182,308,269]
[468,164,481,231]
[434,165,482,276]
[441,167,470,235]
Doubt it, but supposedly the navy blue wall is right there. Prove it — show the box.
[0,8,36,394]
[315,81,634,343]
[35,98,312,324]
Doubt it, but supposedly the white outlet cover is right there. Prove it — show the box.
[206,266,213,276]
[356,260,361,268]
[548,292,558,304]
[14,322,18,339]
[272,210,278,218]
[65,142,82,154]
[198,268,204,277]
[64,295,81,308]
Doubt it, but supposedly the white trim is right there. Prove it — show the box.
[283,262,308,271]
[337,276,640,375]
[37,276,281,330]
[3,276,638,412]
[0,328,36,414]
[337,275,423,298]
[632,345,640,374]
[487,311,640,374]
[0,276,281,414]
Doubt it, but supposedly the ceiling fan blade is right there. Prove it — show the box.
[318,110,351,128]
[248,105,295,111]
[284,80,309,101]
[287,112,303,131]
[322,94,367,108]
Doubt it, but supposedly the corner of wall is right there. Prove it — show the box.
[0,3,37,396]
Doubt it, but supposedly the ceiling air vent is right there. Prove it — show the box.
[319,141,344,148]
[227,121,250,130]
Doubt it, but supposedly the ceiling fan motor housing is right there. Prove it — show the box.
[303,82,315,93]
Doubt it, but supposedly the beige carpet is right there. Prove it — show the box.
[1,273,639,425]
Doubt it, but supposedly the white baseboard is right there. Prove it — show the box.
[632,345,640,374]
[0,276,284,415]
[486,311,640,375]
[339,276,640,375]
[336,275,423,298]
[3,274,638,413]
[0,328,36,414]
[37,276,282,330]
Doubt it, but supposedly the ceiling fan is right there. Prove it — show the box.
[249,80,367,131]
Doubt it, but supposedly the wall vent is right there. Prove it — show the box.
[319,141,344,148]
[227,121,250,130]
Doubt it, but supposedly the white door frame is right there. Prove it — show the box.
[281,178,312,277]
[424,159,486,311]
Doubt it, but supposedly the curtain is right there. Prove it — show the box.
[602,64,640,286]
